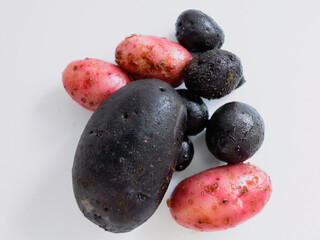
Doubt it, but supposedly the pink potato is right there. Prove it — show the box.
[115,34,192,87]
[62,58,131,111]
[167,163,272,231]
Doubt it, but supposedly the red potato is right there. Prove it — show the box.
[62,58,131,111]
[115,35,192,87]
[168,163,272,231]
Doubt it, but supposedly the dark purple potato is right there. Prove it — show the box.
[206,102,264,164]
[72,79,187,233]
[176,9,224,52]
[175,137,194,171]
[184,49,244,99]
[177,89,208,136]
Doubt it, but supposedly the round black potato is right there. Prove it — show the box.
[175,137,194,171]
[72,79,187,233]
[206,102,264,164]
[176,9,224,52]
[177,89,208,136]
[184,49,244,99]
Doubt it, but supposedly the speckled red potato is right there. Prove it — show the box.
[168,163,272,231]
[62,58,131,111]
[115,35,192,87]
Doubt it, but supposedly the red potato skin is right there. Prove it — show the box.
[168,163,272,231]
[62,58,131,111]
[115,35,192,87]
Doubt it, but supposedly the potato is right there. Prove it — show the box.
[167,163,272,231]
[184,49,243,99]
[62,58,131,111]
[72,79,187,233]
[115,34,192,87]
[175,137,194,172]
[176,9,225,52]
[206,102,265,164]
[177,89,209,136]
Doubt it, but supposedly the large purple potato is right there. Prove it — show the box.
[72,79,187,233]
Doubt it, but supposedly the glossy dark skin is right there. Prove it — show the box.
[184,49,244,99]
[72,79,187,233]
[176,9,224,52]
[175,137,194,171]
[206,102,264,164]
[177,89,208,136]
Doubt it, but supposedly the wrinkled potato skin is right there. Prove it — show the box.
[206,102,265,164]
[62,58,131,111]
[184,49,243,99]
[168,163,272,231]
[115,35,192,87]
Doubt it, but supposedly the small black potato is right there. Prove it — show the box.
[175,137,194,172]
[206,102,264,164]
[184,49,244,99]
[72,79,187,233]
[176,9,224,52]
[177,89,208,136]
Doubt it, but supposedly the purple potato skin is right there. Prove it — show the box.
[206,102,264,164]
[184,49,244,99]
[175,137,194,171]
[177,89,208,136]
[72,79,187,233]
[176,9,224,52]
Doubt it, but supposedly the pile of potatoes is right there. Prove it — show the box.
[63,9,272,233]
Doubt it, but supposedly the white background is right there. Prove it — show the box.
[1,0,319,239]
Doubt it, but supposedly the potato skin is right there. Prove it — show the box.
[175,137,194,172]
[177,89,208,136]
[72,79,187,233]
[206,102,265,164]
[176,9,224,52]
[184,49,243,99]
[168,163,272,231]
[115,35,192,87]
[62,58,131,111]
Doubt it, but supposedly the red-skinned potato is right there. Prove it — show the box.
[167,163,272,231]
[62,58,131,111]
[115,35,192,87]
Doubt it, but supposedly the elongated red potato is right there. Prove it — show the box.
[115,35,192,87]
[62,58,131,111]
[168,163,272,231]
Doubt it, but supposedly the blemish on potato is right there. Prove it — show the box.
[241,186,249,195]
[166,199,172,208]
[181,184,188,193]
[204,183,219,193]
[84,79,93,88]
[247,175,259,186]
[81,198,94,212]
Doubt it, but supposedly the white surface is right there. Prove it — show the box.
[1,0,320,239]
